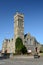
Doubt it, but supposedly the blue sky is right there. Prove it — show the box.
[0,0,43,50]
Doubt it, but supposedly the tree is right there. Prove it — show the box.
[15,37,23,54]
[15,37,27,54]
[21,45,27,54]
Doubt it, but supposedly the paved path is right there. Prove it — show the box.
[0,56,43,65]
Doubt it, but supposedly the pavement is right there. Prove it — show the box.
[0,55,43,65]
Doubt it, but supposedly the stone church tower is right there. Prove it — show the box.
[14,12,24,43]
[2,12,41,54]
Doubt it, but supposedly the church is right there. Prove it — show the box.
[2,12,41,54]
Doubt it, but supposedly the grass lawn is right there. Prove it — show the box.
[39,53,43,56]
